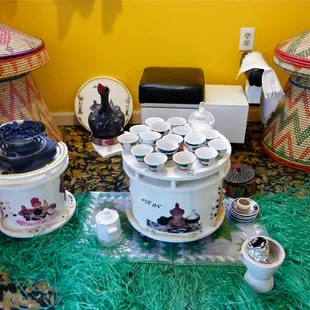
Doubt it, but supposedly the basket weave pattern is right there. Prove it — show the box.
[262,75,310,172]
[0,73,62,142]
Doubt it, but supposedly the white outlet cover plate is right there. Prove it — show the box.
[239,27,255,51]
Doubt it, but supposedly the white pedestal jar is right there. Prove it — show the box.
[0,142,76,238]
[241,236,285,293]
[123,134,231,243]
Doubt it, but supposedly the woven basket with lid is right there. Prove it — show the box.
[0,23,49,79]
[223,164,256,198]
[262,30,310,172]
[274,30,310,77]
[0,23,61,141]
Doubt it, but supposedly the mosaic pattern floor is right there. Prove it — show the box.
[60,123,309,195]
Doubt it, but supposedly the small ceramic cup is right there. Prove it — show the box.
[173,125,193,137]
[167,117,187,129]
[144,152,167,172]
[156,139,179,154]
[129,125,150,136]
[140,131,161,145]
[173,151,196,171]
[145,117,164,127]
[131,144,153,162]
[241,236,285,294]
[208,139,230,158]
[150,121,171,135]
[117,133,139,152]
[201,128,220,142]
[195,147,218,166]
[163,134,183,145]
[184,133,206,152]
[236,198,252,214]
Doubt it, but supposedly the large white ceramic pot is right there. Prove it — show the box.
[0,142,76,238]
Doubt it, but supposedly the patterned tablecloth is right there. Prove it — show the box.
[86,192,268,265]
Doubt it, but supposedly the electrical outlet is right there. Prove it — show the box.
[239,27,255,51]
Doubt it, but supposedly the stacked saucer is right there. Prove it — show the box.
[228,197,259,223]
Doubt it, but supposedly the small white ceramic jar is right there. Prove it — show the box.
[241,236,285,293]
[96,208,122,246]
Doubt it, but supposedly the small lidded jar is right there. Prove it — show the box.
[188,102,215,132]
[95,208,122,246]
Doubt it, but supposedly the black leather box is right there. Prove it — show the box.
[139,67,205,104]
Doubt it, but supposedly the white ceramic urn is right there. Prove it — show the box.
[95,208,122,246]
[241,236,285,293]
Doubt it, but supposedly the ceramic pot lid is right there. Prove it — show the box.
[96,208,119,225]
[74,76,133,131]
[274,30,310,76]
[0,23,48,79]
[224,164,255,185]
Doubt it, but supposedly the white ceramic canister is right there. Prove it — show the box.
[95,208,122,245]
[0,142,74,238]
[123,158,230,243]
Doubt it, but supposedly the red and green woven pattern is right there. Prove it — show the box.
[0,73,62,142]
[274,29,310,76]
[0,23,48,79]
[262,75,310,172]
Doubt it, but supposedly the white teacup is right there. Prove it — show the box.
[144,152,167,172]
[201,128,220,142]
[195,147,218,166]
[208,139,230,157]
[163,134,183,146]
[145,117,164,127]
[131,144,153,162]
[129,125,150,136]
[140,131,161,145]
[156,139,179,154]
[184,133,206,152]
[173,151,196,171]
[167,117,187,129]
[173,125,193,137]
[117,133,139,152]
[150,121,171,135]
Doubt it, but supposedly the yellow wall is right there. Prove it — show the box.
[1,1,310,112]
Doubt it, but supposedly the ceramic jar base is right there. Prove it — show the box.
[244,271,275,294]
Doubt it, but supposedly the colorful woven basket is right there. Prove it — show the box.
[0,23,49,79]
[0,23,61,141]
[274,30,310,77]
[223,164,256,198]
[262,75,310,172]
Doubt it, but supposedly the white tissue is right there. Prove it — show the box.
[237,52,285,125]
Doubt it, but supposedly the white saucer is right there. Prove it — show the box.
[230,198,259,218]
[0,191,76,238]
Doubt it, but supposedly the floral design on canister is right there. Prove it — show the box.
[16,197,57,226]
